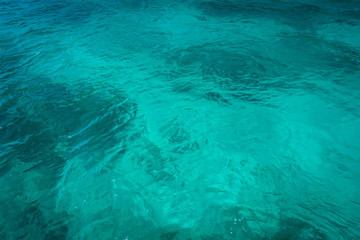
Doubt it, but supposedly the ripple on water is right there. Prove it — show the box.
[1,0,360,239]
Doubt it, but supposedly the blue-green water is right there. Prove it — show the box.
[1,0,360,239]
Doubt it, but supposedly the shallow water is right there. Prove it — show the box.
[1,0,360,239]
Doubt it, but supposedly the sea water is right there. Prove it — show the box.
[1,0,360,239]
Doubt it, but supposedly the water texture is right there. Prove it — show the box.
[1,0,360,239]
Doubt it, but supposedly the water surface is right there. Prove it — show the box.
[1,0,360,239]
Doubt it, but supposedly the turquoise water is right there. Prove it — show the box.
[1,0,360,239]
